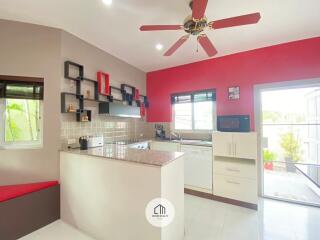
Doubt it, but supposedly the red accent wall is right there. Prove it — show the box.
[146,37,320,129]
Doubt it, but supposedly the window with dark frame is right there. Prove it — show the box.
[0,75,43,147]
[171,90,216,130]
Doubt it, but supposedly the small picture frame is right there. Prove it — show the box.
[228,86,240,100]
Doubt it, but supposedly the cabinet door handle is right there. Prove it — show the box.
[226,168,240,172]
[234,143,237,156]
[226,180,240,185]
[228,143,231,155]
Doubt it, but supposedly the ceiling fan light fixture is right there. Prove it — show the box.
[102,0,112,6]
[155,44,164,51]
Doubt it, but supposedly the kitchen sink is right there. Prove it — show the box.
[171,139,212,146]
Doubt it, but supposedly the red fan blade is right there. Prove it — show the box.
[192,0,208,20]
[140,25,183,31]
[209,12,261,29]
[164,35,190,56]
[197,34,217,57]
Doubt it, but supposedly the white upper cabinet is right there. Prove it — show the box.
[212,132,233,158]
[213,132,257,160]
[232,132,257,160]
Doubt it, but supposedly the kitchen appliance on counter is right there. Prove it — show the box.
[155,124,166,139]
[79,136,104,150]
[217,115,250,132]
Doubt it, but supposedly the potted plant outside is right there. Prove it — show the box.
[280,132,301,173]
[263,149,277,170]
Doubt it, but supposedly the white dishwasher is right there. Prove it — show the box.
[181,145,213,193]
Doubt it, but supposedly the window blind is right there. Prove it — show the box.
[171,90,216,104]
[0,82,4,98]
[0,75,44,100]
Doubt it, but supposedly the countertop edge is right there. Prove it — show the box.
[60,148,185,167]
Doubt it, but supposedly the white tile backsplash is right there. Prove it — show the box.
[61,114,153,148]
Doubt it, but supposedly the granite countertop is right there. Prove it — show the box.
[61,144,184,167]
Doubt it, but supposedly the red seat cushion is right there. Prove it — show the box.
[0,181,59,202]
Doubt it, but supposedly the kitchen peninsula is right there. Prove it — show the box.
[60,144,184,240]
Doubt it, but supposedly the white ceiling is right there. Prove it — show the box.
[0,0,319,72]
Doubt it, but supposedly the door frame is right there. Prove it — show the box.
[254,77,320,204]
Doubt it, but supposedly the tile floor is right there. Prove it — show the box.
[264,169,320,205]
[20,220,95,240]
[185,194,320,240]
[20,194,320,240]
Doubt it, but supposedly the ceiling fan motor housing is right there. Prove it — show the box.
[183,15,208,35]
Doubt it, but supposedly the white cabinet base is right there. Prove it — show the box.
[213,174,258,204]
[181,145,213,192]
[212,132,258,207]
[213,157,256,180]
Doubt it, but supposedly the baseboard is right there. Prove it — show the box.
[184,188,258,210]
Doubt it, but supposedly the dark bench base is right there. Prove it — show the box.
[0,184,60,240]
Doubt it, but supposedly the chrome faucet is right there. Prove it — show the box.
[170,132,182,141]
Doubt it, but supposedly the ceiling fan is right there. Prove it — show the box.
[140,0,261,57]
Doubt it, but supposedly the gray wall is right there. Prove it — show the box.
[0,20,147,185]
[0,20,61,185]
[61,31,146,94]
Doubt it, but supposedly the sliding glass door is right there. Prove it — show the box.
[261,87,320,206]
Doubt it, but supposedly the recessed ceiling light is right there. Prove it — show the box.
[156,44,163,51]
[102,0,112,6]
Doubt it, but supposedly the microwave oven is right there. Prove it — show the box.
[217,115,250,132]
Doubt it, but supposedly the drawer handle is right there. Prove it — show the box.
[226,180,240,185]
[226,168,240,172]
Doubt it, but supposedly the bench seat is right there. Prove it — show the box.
[0,181,59,202]
[0,181,60,240]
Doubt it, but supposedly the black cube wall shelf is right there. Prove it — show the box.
[76,109,92,122]
[62,60,149,121]
[109,86,123,102]
[61,92,81,113]
[82,77,99,101]
[64,61,84,81]
[61,92,92,122]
